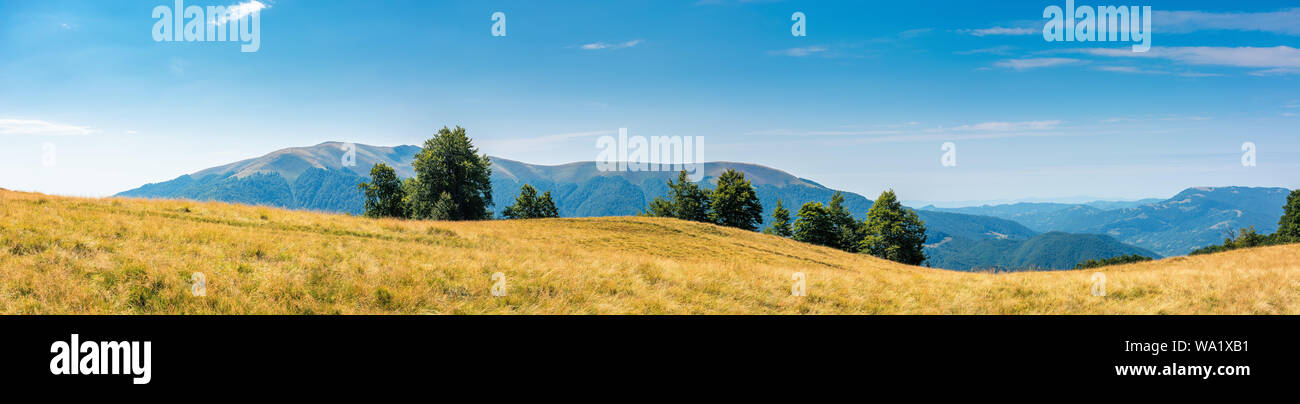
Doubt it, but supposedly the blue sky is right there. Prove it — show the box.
[2,0,1297,205]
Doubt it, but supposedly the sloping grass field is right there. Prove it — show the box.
[2,189,1298,314]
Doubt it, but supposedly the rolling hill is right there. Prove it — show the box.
[3,189,1298,314]
[117,142,1161,271]
[924,232,1159,271]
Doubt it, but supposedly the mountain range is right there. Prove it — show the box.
[117,142,1286,270]
[922,186,1291,256]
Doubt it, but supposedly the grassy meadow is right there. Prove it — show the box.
[1,189,1298,314]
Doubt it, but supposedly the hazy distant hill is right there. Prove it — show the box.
[924,232,1159,271]
[118,142,1159,270]
[1083,199,1164,210]
[924,202,1127,237]
[923,187,1291,256]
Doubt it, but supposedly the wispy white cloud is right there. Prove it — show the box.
[0,119,95,136]
[953,120,1062,131]
[1102,115,1212,123]
[1093,65,1222,77]
[208,1,270,26]
[958,27,1037,37]
[746,128,905,136]
[956,45,1015,56]
[899,28,933,39]
[1069,46,1300,75]
[1159,116,1211,121]
[993,58,1082,70]
[749,120,1065,142]
[1157,8,1300,35]
[767,29,931,58]
[867,131,1077,144]
[1176,71,1225,78]
[579,40,643,50]
[767,45,828,57]
[1249,67,1300,76]
[870,122,921,129]
[1095,65,1152,74]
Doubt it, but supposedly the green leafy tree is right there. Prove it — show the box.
[429,191,458,221]
[1192,226,1270,255]
[642,197,675,218]
[790,193,864,252]
[400,177,421,217]
[1228,226,1266,248]
[503,184,560,219]
[409,126,493,220]
[709,169,763,231]
[792,202,838,247]
[672,170,712,222]
[858,190,927,265]
[536,190,559,218]
[763,199,793,237]
[356,162,406,218]
[643,170,711,222]
[1276,189,1300,242]
[826,192,863,251]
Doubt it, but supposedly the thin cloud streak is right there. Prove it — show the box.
[748,121,1069,143]
[952,120,1061,131]
[1157,8,1300,35]
[994,58,1082,70]
[1069,46,1300,75]
[767,46,828,57]
[958,27,1037,36]
[0,119,95,136]
[579,40,644,50]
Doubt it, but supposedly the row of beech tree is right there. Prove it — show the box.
[640,169,928,266]
[357,126,556,221]
[359,126,927,265]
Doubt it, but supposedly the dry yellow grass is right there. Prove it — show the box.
[2,189,1298,314]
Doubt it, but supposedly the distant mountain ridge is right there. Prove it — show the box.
[118,142,1173,271]
[923,187,1291,256]
[118,142,879,223]
[925,232,1158,271]
[912,198,1162,209]
[120,142,414,213]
